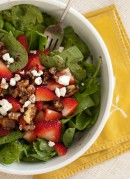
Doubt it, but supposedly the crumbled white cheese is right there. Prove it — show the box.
[81,83,85,86]
[55,87,61,97]
[29,94,36,103]
[2,53,14,63]
[0,99,12,116]
[48,141,55,147]
[23,101,31,108]
[58,75,70,86]
[35,77,42,85]
[58,46,64,53]
[30,50,37,54]
[14,74,21,82]
[1,78,9,89]
[10,78,16,86]
[31,70,43,77]
[20,70,25,75]
[60,87,66,97]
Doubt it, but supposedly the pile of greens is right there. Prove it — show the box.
[0,4,101,164]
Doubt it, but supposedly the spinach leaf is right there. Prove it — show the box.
[74,95,95,115]
[0,12,4,29]
[63,128,75,147]
[2,10,12,22]
[0,141,28,164]
[62,26,90,58]
[4,22,16,34]
[11,4,43,31]
[76,112,91,130]
[42,13,58,27]
[26,30,47,51]
[0,130,23,145]
[0,29,28,72]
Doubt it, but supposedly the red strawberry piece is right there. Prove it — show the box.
[46,80,63,91]
[17,34,28,52]
[0,60,13,80]
[35,120,62,142]
[18,116,26,130]
[0,126,10,137]
[36,101,44,111]
[24,54,44,71]
[45,109,62,121]
[61,97,78,117]
[56,68,75,85]
[6,96,21,112]
[23,130,36,143]
[35,86,57,101]
[34,111,45,124]
[54,143,67,156]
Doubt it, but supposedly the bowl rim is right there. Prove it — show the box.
[0,0,113,175]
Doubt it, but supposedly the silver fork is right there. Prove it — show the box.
[44,0,74,51]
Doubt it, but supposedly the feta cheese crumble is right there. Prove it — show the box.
[55,87,66,97]
[0,99,12,116]
[10,78,16,86]
[31,70,43,77]
[58,46,64,53]
[1,78,9,89]
[48,141,55,147]
[58,75,70,86]
[14,74,21,81]
[23,101,31,108]
[2,53,14,63]
[35,77,42,85]
[20,70,25,75]
[30,50,37,54]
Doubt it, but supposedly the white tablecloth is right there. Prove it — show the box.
[0,0,130,178]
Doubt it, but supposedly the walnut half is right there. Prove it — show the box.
[24,104,36,124]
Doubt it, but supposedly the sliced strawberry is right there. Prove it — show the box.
[23,130,36,142]
[34,111,45,124]
[18,116,26,130]
[6,96,21,112]
[35,120,62,142]
[46,80,63,91]
[56,68,75,85]
[24,54,44,71]
[45,109,62,121]
[35,86,57,101]
[17,34,28,52]
[61,98,78,117]
[0,126,10,137]
[36,101,44,111]
[0,60,13,80]
[54,143,67,156]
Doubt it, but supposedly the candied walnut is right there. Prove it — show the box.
[53,100,63,111]
[49,67,57,75]
[24,124,35,131]
[8,112,21,120]
[27,85,35,95]
[18,80,29,90]
[65,85,79,97]
[0,117,16,130]
[9,88,19,98]
[43,70,50,84]
[24,104,36,124]
[19,96,28,104]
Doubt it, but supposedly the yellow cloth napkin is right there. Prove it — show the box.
[36,5,130,179]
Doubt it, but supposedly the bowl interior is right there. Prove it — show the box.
[0,0,113,175]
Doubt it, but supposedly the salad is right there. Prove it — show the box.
[0,4,101,164]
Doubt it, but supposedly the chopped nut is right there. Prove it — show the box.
[18,80,29,90]
[19,96,28,104]
[27,85,35,95]
[9,88,19,98]
[0,117,16,130]
[8,112,21,120]
[53,100,63,111]
[24,124,35,131]
[49,67,57,75]
[24,104,36,124]
[29,94,36,103]
[65,85,79,97]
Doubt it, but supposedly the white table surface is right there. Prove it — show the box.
[0,0,130,179]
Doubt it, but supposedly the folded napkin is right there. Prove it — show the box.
[36,5,130,179]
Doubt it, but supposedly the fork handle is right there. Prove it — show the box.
[59,0,74,23]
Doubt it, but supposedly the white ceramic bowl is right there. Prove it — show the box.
[0,0,113,175]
